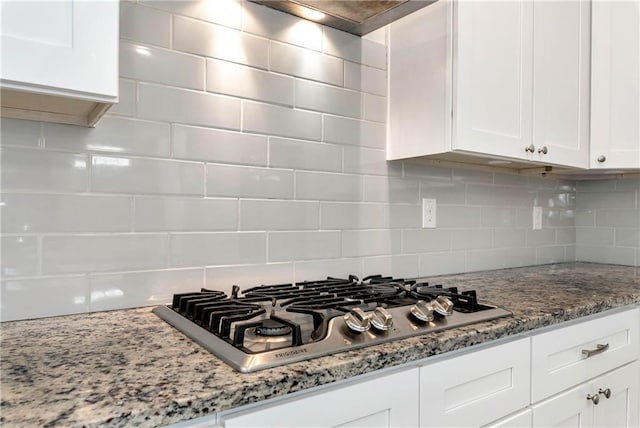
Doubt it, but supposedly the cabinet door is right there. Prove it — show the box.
[0,0,118,100]
[484,409,532,428]
[222,368,419,428]
[590,0,640,169]
[454,0,534,161]
[532,383,593,427]
[532,0,590,168]
[591,362,639,428]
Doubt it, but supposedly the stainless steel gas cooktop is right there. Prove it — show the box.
[153,275,511,373]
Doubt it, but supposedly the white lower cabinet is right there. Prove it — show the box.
[484,409,532,428]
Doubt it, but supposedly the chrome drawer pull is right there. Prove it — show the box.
[582,343,609,358]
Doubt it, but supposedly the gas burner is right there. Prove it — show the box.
[154,275,511,373]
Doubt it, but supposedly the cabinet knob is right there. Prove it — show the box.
[587,394,600,405]
[525,144,536,153]
[597,155,606,163]
[598,388,611,399]
[538,146,548,155]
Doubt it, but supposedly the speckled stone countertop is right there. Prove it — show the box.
[2,262,640,427]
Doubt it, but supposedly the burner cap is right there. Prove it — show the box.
[255,319,292,337]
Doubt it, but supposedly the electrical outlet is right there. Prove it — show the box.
[422,198,436,228]
[532,206,542,230]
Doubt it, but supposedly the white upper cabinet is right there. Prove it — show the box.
[388,0,591,169]
[0,0,119,127]
[590,0,640,169]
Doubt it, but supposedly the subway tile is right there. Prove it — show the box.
[493,228,526,248]
[294,80,361,118]
[108,79,136,116]
[44,116,171,157]
[363,27,387,46]
[342,230,401,257]
[90,268,204,311]
[404,162,452,180]
[92,156,203,195]
[324,116,385,149]
[595,209,640,227]
[576,245,637,266]
[543,209,575,228]
[120,2,170,47]
[575,227,615,245]
[576,180,617,192]
[565,245,577,262]
[240,200,318,230]
[556,227,576,245]
[43,234,168,275]
[453,168,494,184]
[243,101,322,141]
[269,137,341,172]
[296,172,363,201]
[1,236,38,277]
[537,192,575,209]
[294,259,363,282]
[386,205,422,229]
[536,246,569,264]
[615,228,640,247]
[173,15,268,68]
[172,124,267,166]
[419,252,466,276]
[269,231,341,262]
[451,229,492,250]
[344,147,402,176]
[323,27,386,69]
[120,42,205,90]
[437,206,482,228]
[361,37,387,70]
[206,263,293,293]
[134,197,237,231]
[363,93,386,123]
[206,164,293,199]
[402,229,450,253]
[207,59,293,105]
[526,229,557,246]
[320,203,386,229]
[364,176,419,204]
[141,0,242,28]
[344,61,386,96]
[576,191,637,209]
[528,175,566,190]
[138,83,241,129]
[515,208,534,228]
[171,232,266,267]
[243,2,322,51]
[0,118,40,147]
[481,207,516,228]
[362,255,419,278]
[2,194,131,233]
[420,182,466,205]
[1,148,87,192]
[1,276,88,321]
[466,248,535,271]
[467,184,537,207]
[270,42,343,86]
[615,179,640,191]
[493,172,528,186]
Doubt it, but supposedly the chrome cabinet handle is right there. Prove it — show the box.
[599,388,612,399]
[597,155,606,163]
[582,343,609,358]
[525,144,536,153]
[587,393,600,405]
[538,146,548,154]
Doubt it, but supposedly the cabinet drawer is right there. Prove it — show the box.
[419,338,530,427]
[531,308,639,402]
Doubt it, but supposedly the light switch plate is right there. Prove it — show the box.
[422,198,436,228]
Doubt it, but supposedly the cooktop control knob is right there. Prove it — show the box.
[410,300,434,322]
[370,306,393,331]
[433,295,454,317]
[344,307,371,333]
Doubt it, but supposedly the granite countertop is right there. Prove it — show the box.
[2,262,640,427]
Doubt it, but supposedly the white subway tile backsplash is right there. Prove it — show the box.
[207,164,293,199]
[269,231,341,262]
[576,245,637,266]
[342,230,401,257]
[386,205,422,229]
[44,117,171,157]
[324,115,385,148]
[240,200,318,230]
[294,258,363,282]
[90,268,204,311]
[1,148,87,192]
[438,206,482,228]
[526,229,557,246]
[323,27,387,70]
[364,176,419,204]
[0,118,41,147]
[363,93,386,123]
[296,172,363,201]
[451,229,492,250]
[402,229,450,253]
[344,61,386,96]
[362,255,419,278]
[536,246,569,264]
[141,0,242,28]
[543,209,575,227]
[574,209,595,227]
[108,79,136,116]
[360,38,387,70]
[556,228,576,245]
[419,251,466,276]
[615,228,640,247]
[344,147,402,176]
[138,83,241,129]
[575,227,615,245]
[134,197,237,231]
[207,59,293,106]
[453,169,494,184]
[173,15,268,68]
[1,236,38,277]
[42,234,168,275]
[269,138,341,172]
[170,232,266,267]
[596,209,640,227]
[320,203,386,229]
[2,194,131,233]
[467,184,536,207]
[270,42,343,86]
[120,42,205,90]
[404,162,452,180]
[420,182,466,205]
[576,191,637,209]
[120,2,171,47]
[294,80,361,118]
[92,156,203,195]
[243,101,322,141]
[206,263,293,294]
[481,207,516,228]
[1,276,88,321]
[493,228,526,248]
[172,125,267,166]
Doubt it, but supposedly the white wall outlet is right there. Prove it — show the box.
[532,206,543,230]
[422,198,437,228]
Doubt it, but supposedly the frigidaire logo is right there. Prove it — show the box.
[274,348,309,359]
